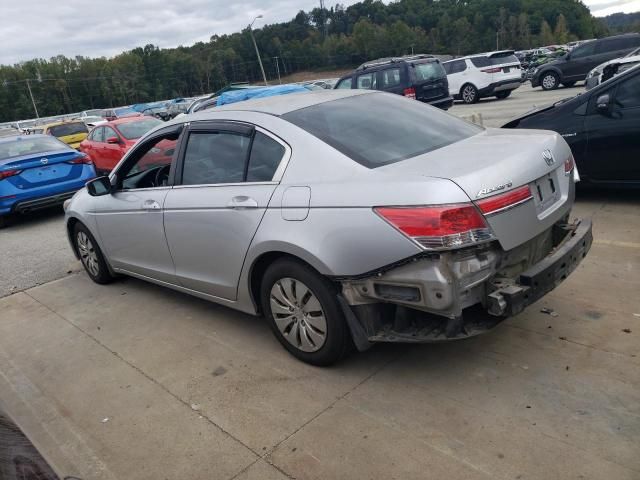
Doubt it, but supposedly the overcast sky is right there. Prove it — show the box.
[1,0,638,65]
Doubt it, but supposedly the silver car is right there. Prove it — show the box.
[65,90,592,365]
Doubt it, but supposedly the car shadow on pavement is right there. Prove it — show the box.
[3,207,65,230]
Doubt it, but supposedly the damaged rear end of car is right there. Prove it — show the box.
[331,127,592,348]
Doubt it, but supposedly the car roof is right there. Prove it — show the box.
[447,50,516,62]
[180,89,373,119]
[107,116,153,126]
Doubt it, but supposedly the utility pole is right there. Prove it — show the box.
[274,56,282,84]
[25,79,39,118]
[496,30,499,50]
[249,15,268,86]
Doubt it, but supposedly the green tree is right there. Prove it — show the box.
[540,20,555,45]
[554,14,569,44]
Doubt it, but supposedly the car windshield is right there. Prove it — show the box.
[116,118,163,139]
[0,136,68,163]
[115,107,137,117]
[413,61,446,81]
[49,122,88,137]
[283,93,481,168]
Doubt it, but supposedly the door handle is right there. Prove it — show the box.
[143,199,161,210]
[227,196,258,209]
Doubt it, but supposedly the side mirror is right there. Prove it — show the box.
[86,176,113,196]
[106,136,120,144]
[596,94,611,115]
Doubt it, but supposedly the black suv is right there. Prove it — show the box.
[334,55,453,110]
[531,33,640,90]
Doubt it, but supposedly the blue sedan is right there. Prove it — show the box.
[0,135,96,227]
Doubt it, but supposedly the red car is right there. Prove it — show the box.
[80,117,164,174]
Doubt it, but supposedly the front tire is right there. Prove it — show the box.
[73,223,115,284]
[541,71,559,90]
[562,81,576,88]
[460,84,479,104]
[260,259,351,366]
[495,90,512,99]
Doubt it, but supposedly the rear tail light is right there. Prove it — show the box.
[564,155,574,175]
[374,204,494,250]
[403,87,416,100]
[481,67,502,73]
[475,185,533,216]
[67,153,92,165]
[0,169,22,181]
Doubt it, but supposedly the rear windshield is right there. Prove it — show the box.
[0,137,68,163]
[412,61,446,81]
[283,93,481,168]
[470,55,519,67]
[116,118,163,139]
[49,122,88,137]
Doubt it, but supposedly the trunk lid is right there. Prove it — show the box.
[2,150,85,186]
[379,128,575,250]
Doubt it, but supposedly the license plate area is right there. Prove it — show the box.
[503,67,510,73]
[532,173,560,215]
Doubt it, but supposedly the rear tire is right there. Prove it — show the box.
[541,71,559,90]
[495,90,512,99]
[260,259,351,366]
[460,84,479,104]
[73,223,115,284]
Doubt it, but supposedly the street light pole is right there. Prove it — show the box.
[249,15,268,86]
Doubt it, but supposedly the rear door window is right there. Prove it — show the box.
[246,132,286,182]
[356,73,377,89]
[380,68,401,88]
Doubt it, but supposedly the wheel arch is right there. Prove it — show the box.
[459,82,478,96]
[539,66,563,81]
[246,247,333,315]
[66,216,81,259]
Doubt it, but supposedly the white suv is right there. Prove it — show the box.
[443,51,522,104]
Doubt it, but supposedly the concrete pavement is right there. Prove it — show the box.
[1,190,638,479]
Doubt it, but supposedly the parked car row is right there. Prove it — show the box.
[530,33,640,90]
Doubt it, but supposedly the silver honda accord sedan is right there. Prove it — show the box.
[65,89,592,365]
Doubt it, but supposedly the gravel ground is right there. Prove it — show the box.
[0,81,585,298]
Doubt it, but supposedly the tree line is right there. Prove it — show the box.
[0,0,618,122]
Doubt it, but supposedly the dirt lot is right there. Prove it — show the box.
[0,83,639,480]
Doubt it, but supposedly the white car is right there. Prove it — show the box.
[585,48,640,90]
[443,51,522,104]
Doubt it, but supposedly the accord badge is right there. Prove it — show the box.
[477,181,513,198]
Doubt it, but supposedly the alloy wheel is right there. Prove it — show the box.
[542,74,557,90]
[270,277,327,353]
[77,231,100,277]
[462,85,476,103]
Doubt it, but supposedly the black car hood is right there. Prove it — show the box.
[502,95,580,128]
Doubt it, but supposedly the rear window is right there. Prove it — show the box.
[470,55,519,67]
[116,118,163,139]
[49,122,88,137]
[412,61,446,81]
[0,137,68,162]
[282,93,481,169]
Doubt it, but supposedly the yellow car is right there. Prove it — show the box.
[32,121,89,149]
